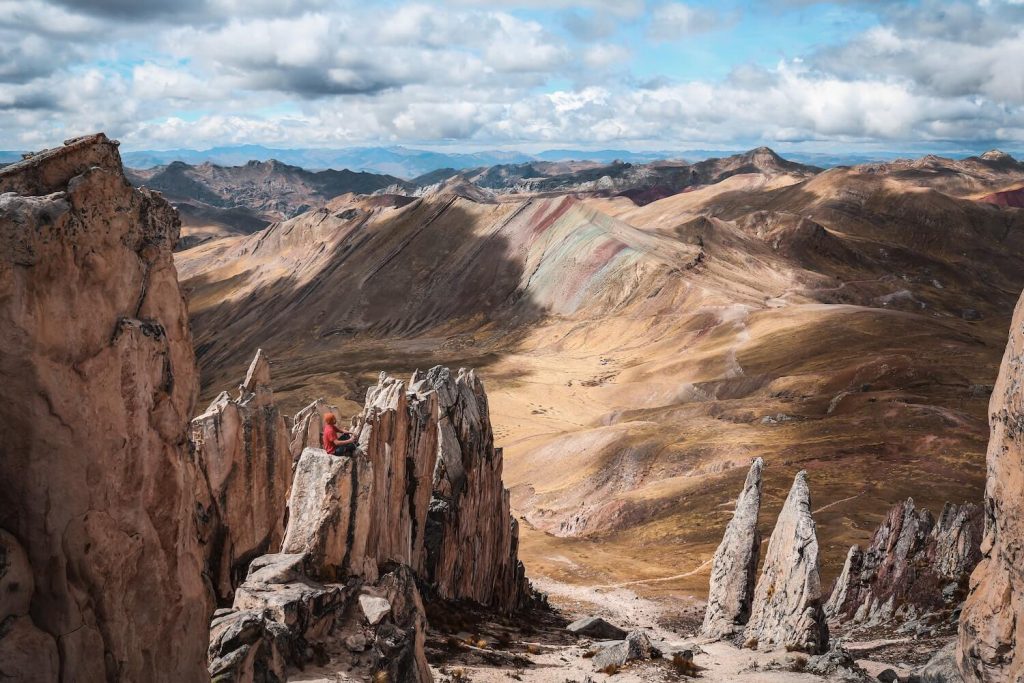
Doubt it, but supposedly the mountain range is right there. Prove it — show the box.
[173,145,1024,596]
[6,143,1010,178]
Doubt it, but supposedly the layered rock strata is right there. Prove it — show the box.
[191,349,292,602]
[700,457,764,640]
[744,470,828,654]
[0,134,211,680]
[958,291,1024,682]
[826,498,981,628]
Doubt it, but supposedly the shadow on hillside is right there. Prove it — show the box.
[182,199,547,407]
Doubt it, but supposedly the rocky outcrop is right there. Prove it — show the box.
[0,134,211,680]
[210,554,430,683]
[192,349,292,603]
[700,457,764,640]
[744,471,828,654]
[289,397,339,460]
[827,499,981,629]
[417,366,530,611]
[824,545,862,619]
[958,292,1024,682]
[281,367,530,611]
[210,365,531,680]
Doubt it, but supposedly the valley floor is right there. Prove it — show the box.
[422,574,939,682]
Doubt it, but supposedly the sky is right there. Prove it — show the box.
[0,0,1023,153]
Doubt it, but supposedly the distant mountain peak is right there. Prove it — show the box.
[981,149,1015,162]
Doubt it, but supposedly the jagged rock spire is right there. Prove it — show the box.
[700,457,763,640]
[824,545,862,620]
[744,470,828,654]
[826,498,981,627]
[192,349,291,602]
[279,366,530,611]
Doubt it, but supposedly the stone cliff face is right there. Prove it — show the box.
[959,291,1024,682]
[744,471,828,654]
[0,135,211,681]
[826,498,981,629]
[191,349,292,603]
[700,458,763,640]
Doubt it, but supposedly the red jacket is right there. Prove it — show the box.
[322,424,339,453]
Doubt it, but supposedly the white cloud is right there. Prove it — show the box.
[647,2,728,41]
[0,0,1022,153]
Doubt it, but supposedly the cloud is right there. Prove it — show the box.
[0,0,1022,153]
[48,0,206,21]
[647,2,730,41]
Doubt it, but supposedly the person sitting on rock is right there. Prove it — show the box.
[322,413,356,456]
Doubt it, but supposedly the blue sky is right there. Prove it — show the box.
[0,0,1022,153]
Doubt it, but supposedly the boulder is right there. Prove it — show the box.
[700,457,764,640]
[280,448,355,580]
[359,595,392,625]
[958,290,1024,681]
[567,616,628,640]
[744,470,828,654]
[805,639,868,679]
[827,499,981,628]
[912,642,964,683]
[592,630,660,671]
[192,349,292,602]
[0,134,211,680]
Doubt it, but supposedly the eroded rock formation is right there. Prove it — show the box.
[418,366,530,611]
[192,349,292,602]
[824,545,862,620]
[744,470,828,654]
[826,498,981,629]
[958,292,1024,682]
[281,367,529,610]
[210,365,531,680]
[0,134,211,680]
[700,457,764,640]
[210,553,430,683]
